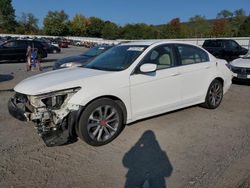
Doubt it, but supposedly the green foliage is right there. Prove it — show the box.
[188,15,211,37]
[86,17,105,37]
[238,15,250,37]
[121,24,159,39]
[0,4,248,39]
[16,13,39,34]
[0,0,16,33]
[217,9,233,18]
[70,14,88,36]
[43,10,69,36]
[102,21,120,40]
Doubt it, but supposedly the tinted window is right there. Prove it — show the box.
[225,40,239,49]
[203,40,222,47]
[16,41,27,48]
[177,44,209,65]
[141,45,175,70]
[3,41,17,48]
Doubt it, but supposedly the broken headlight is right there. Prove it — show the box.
[30,87,81,110]
[42,94,67,109]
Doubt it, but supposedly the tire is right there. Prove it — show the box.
[201,79,223,109]
[78,98,124,146]
[53,49,57,54]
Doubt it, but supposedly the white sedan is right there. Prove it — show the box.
[230,53,250,80]
[8,41,232,146]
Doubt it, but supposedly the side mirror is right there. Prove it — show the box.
[140,63,157,73]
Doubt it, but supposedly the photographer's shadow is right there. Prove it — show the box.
[123,130,173,188]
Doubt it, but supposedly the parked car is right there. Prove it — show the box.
[53,45,113,70]
[59,41,69,48]
[8,41,232,147]
[47,44,61,54]
[0,40,47,61]
[202,39,248,62]
[230,53,250,81]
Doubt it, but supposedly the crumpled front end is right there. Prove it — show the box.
[8,88,81,147]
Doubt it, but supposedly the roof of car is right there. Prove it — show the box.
[120,40,195,46]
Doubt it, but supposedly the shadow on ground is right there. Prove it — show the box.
[123,130,173,188]
[0,74,14,82]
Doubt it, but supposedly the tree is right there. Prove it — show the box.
[101,21,120,39]
[211,19,230,37]
[43,10,69,36]
[70,14,88,36]
[86,17,105,37]
[238,15,250,37]
[188,15,211,37]
[231,8,247,36]
[168,18,181,38]
[234,8,246,17]
[216,9,233,19]
[0,0,16,33]
[16,13,39,34]
[121,23,159,39]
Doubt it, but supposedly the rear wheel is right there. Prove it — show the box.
[202,79,223,109]
[78,98,124,146]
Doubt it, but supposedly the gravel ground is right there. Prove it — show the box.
[0,47,249,188]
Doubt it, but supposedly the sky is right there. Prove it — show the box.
[12,0,250,27]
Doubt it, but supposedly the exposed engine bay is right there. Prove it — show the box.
[8,88,81,146]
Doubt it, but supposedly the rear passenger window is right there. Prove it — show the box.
[177,45,209,65]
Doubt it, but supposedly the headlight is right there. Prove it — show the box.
[60,62,73,68]
[29,87,81,109]
[60,62,81,68]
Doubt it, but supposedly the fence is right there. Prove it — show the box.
[0,33,250,50]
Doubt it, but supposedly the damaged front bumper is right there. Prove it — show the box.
[8,90,81,147]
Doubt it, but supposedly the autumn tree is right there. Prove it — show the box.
[211,19,230,37]
[43,10,69,36]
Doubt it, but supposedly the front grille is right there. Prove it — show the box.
[231,66,250,74]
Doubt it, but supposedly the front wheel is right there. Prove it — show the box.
[202,79,223,109]
[78,98,124,146]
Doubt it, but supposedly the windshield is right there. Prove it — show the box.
[82,46,110,57]
[85,45,147,71]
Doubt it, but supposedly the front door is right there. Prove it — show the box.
[130,44,182,120]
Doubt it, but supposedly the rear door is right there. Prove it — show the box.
[174,44,213,105]
[15,40,28,60]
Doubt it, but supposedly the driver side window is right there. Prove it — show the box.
[3,41,17,48]
[141,45,174,70]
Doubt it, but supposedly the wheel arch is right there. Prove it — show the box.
[214,77,224,86]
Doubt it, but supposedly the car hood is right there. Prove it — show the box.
[14,68,111,95]
[56,55,91,64]
[230,58,250,68]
